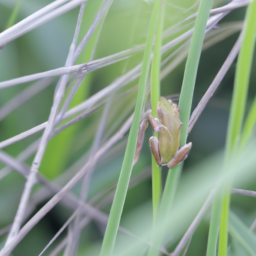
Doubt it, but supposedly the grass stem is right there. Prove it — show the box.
[151,1,165,220]
[147,0,213,254]
[99,1,161,255]
[218,0,256,255]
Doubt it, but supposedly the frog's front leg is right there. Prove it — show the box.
[166,142,192,169]
[149,124,174,167]
[149,136,161,166]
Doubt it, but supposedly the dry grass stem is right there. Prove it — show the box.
[188,32,242,133]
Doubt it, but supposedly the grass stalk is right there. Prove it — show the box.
[41,2,106,179]
[147,0,213,255]
[151,1,165,220]
[5,0,20,29]
[178,0,213,144]
[240,96,256,148]
[206,197,221,256]
[99,1,161,255]
[218,1,256,255]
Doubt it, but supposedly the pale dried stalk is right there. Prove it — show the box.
[0,9,231,90]
[0,149,108,232]
[5,3,86,245]
[39,211,77,256]
[73,0,113,61]
[0,11,230,151]
[0,78,52,121]
[0,48,138,89]
[188,32,243,133]
[232,188,256,198]
[0,115,134,256]
[0,0,70,44]
[0,0,89,47]
[0,140,39,181]
[182,237,192,256]
[43,168,152,256]
[0,100,104,150]
[67,95,113,255]
[164,0,249,37]
[171,189,216,256]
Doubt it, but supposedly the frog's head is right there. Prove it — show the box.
[157,97,180,121]
[157,97,182,138]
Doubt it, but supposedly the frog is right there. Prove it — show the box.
[133,97,192,168]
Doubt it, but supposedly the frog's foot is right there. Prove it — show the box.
[166,142,192,169]
[149,136,162,166]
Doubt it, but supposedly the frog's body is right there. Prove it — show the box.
[134,97,192,168]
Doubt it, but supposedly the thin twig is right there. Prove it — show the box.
[63,221,74,256]
[164,0,249,37]
[44,167,151,256]
[68,94,113,255]
[250,218,256,231]
[188,32,243,133]
[0,0,69,45]
[0,78,52,121]
[5,3,86,245]
[210,0,249,15]
[39,211,78,256]
[232,188,256,198]
[73,0,113,61]
[0,140,40,181]
[0,18,238,183]
[0,10,231,90]
[162,12,229,53]
[0,95,125,183]
[0,115,134,255]
[55,75,85,125]
[0,100,105,150]
[170,189,215,256]
[0,12,230,150]
[161,22,241,80]
[56,0,113,128]
[234,188,256,231]
[0,65,139,149]
[0,48,139,89]
[0,0,89,47]
[182,237,192,256]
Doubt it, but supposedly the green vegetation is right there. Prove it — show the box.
[0,1,256,256]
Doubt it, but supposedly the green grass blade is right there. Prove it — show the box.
[147,0,214,255]
[229,212,256,256]
[99,1,161,255]
[218,191,231,256]
[147,164,181,256]
[240,96,256,148]
[178,0,214,145]
[206,197,221,256]
[5,0,20,29]
[218,1,256,255]
[225,1,256,155]
[151,1,164,220]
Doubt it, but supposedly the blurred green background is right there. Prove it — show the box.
[0,0,256,255]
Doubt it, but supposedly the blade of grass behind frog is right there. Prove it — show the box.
[147,0,214,255]
[151,1,165,220]
[100,1,161,255]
